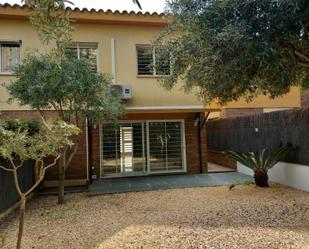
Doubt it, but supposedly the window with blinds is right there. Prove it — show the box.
[66,42,98,72]
[136,45,170,76]
[101,121,185,177]
[101,122,146,176]
[0,42,20,73]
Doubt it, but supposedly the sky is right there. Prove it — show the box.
[0,0,167,13]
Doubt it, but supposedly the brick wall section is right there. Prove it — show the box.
[0,111,88,181]
[199,112,208,173]
[221,108,263,118]
[207,150,236,169]
[91,112,206,178]
[301,92,309,107]
[1,111,207,181]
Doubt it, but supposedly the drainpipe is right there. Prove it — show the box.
[111,38,116,84]
[87,117,93,184]
[199,112,210,173]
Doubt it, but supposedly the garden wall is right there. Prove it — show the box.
[206,107,309,191]
[206,107,309,165]
[237,162,309,192]
[0,160,34,219]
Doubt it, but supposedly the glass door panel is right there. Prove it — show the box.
[166,122,183,170]
[101,122,146,177]
[148,121,184,173]
[148,122,167,172]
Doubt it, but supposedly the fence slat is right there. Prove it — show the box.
[206,108,309,165]
[0,160,34,214]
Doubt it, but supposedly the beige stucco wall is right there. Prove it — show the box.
[0,18,203,111]
[0,17,301,111]
[223,87,301,109]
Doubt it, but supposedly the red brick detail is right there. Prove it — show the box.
[91,112,206,177]
[301,93,309,107]
[221,108,263,118]
[0,111,88,181]
[207,150,236,169]
[0,111,208,180]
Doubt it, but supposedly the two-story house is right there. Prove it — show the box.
[0,4,301,186]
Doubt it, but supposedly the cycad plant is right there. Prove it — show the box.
[224,147,289,187]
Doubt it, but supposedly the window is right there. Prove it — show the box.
[66,42,98,72]
[0,42,20,73]
[137,45,170,76]
[101,121,185,177]
[101,122,146,176]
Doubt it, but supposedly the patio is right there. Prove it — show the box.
[89,172,253,195]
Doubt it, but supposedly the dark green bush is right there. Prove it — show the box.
[0,119,39,136]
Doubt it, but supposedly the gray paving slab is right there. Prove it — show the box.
[88,172,253,196]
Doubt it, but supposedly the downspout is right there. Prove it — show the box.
[199,112,210,173]
[87,117,93,184]
[111,38,116,84]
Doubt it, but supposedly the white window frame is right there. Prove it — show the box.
[146,120,187,175]
[68,42,99,73]
[136,44,171,77]
[99,119,187,178]
[0,41,21,75]
[99,121,147,178]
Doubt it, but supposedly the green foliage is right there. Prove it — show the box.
[154,0,309,104]
[0,120,80,161]
[6,52,125,125]
[24,0,73,58]
[24,0,142,58]
[0,235,4,248]
[0,119,39,136]
[224,147,290,171]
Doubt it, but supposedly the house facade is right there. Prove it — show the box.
[0,4,301,186]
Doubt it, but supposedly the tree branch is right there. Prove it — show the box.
[25,155,60,196]
[299,62,309,68]
[43,155,60,172]
[16,160,25,170]
[38,108,47,122]
[65,144,78,169]
[13,167,23,196]
[295,50,309,63]
[0,165,14,172]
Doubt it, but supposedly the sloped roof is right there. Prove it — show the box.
[0,3,168,26]
[0,3,164,16]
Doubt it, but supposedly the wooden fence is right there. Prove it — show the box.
[206,107,309,165]
[0,160,34,216]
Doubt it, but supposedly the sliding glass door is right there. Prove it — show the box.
[101,122,146,177]
[101,120,185,177]
[148,121,184,172]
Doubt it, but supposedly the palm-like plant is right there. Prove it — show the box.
[224,147,289,187]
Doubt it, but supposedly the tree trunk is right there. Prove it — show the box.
[16,196,26,249]
[57,149,66,204]
[254,169,269,187]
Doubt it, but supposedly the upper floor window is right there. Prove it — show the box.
[66,42,98,72]
[137,45,170,76]
[0,42,20,74]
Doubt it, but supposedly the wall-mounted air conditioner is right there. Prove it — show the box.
[112,85,132,100]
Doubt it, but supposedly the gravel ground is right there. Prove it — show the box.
[0,184,308,249]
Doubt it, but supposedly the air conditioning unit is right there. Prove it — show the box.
[112,85,132,100]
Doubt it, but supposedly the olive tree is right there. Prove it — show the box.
[7,0,127,204]
[0,120,79,249]
[154,0,309,104]
[6,53,125,204]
